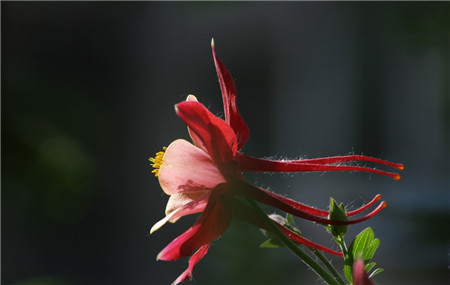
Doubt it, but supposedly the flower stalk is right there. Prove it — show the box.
[246,198,341,285]
[312,249,347,285]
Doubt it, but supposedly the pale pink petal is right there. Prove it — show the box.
[158,139,226,195]
[186,94,198,102]
[150,208,180,234]
[150,192,209,234]
[165,191,210,217]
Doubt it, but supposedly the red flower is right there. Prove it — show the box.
[149,39,403,284]
[353,259,375,285]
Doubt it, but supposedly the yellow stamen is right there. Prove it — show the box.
[149,147,167,177]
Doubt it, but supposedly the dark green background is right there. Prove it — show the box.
[2,2,449,284]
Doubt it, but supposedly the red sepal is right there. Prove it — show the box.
[212,40,250,150]
[233,200,344,257]
[229,177,386,226]
[175,101,238,164]
[172,244,210,285]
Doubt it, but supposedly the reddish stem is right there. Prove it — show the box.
[236,154,402,180]
[346,194,382,217]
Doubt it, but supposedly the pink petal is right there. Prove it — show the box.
[158,139,226,195]
[353,259,375,285]
[211,39,249,150]
[157,184,233,261]
[236,153,402,180]
[172,244,210,285]
[175,101,238,164]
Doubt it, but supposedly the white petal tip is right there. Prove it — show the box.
[150,219,166,234]
[150,210,178,234]
[149,226,158,235]
[186,94,198,101]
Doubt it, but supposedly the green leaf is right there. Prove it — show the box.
[364,238,380,262]
[259,239,282,248]
[349,227,380,263]
[327,198,348,238]
[345,227,383,283]
[286,213,296,227]
[365,262,376,272]
[369,268,384,278]
[284,213,302,235]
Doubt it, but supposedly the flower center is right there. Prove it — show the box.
[149,147,167,177]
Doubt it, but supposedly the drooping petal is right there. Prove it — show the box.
[150,192,210,234]
[353,259,375,285]
[151,209,179,234]
[165,191,210,217]
[158,139,226,195]
[236,153,402,180]
[175,101,238,164]
[157,184,233,261]
[233,200,343,257]
[211,39,249,150]
[151,207,182,234]
[229,177,387,226]
[172,244,210,285]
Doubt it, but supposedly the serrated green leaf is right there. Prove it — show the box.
[369,268,384,278]
[259,239,282,248]
[364,262,376,272]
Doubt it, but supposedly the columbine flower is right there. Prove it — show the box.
[149,39,403,284]
[353,259,375,285]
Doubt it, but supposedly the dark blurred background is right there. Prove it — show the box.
[2,2,449,285]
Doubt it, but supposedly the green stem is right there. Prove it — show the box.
[336,236,348,258]
[246,198,340,285]
[312,249,346,285]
